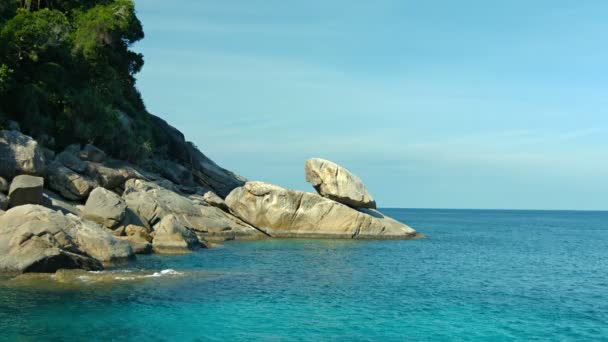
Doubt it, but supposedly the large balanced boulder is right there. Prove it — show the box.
[46,161,97,201]
[0,205,133,273]
[123,179,265,241]
[0,130,46,179]
[8,175,44,208]
[226,182,417,239]
[82,187,127,229]
[305,158,376,209]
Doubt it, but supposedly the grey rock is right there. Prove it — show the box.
[0,130,46,179]
[80,144,106,163]
[305,158,376,209]
[41,147,55,165]
[226,182,417,239]
[46,161,97,201]
[202,191,229,212]
[124,179,265,241]
[0,176,8,193]
[8,175,44,208]
[0,205,133,273]
[82,187,127,229]
[84,161,144,191]
[42,190,81,216]
[152,214,201,254]
[118,235,152,254]
[155,159,196,187]
[56,150,87,173]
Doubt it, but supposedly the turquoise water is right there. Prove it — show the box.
[1,209,607,341]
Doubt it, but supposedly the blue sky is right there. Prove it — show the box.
[133,0,608,210]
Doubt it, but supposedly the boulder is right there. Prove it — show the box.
[305,158,376,209]
[8,175,44,208]
[0,130,46,179]
[42,190,81,216]
[46,161,97,201]
[0,205,133,273]
[202,191,229,211]
[226,182,417,239]
[41,147,55,165]
[0,176,9,193]
[155,159,196,187]
[118,235,152,254]
[82,187,127,229]
[84,160,144,191]
[0,193,7,210]
[152,214,201,254]
[125,224,152,242]
[124,179,266,241]
[56,150,87,173]
[80,144,106,163]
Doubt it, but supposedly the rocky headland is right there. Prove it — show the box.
[0,121,418,274]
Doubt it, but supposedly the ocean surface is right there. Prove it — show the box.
[0,209,607,341]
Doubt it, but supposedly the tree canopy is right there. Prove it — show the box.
[0,0,156,161]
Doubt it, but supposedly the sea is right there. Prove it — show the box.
[0,209,606,341]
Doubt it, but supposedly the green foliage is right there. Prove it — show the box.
[0,0,155,162]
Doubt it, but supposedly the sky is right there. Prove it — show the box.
[133,0,608,210]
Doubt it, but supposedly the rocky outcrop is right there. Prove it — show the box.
[152,214,201,254]
[8,175,44,208]
[0,205,133,273]
[226,182,417,239]
[305,158,376,209]
[149,114,246,197]
[0,130,46,179]
[46,161,97,201]
[124,179,265,241]
[82,187,127,229]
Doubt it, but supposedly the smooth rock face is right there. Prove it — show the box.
[124,179,265,241]
[305,158,376,209]
[8,175,44,208]
[46,161,97,201]
[226,182,417,239]
[152,214,201,254]
[0,130,46,179]
[82,187,127,229]
[0,205,133,273]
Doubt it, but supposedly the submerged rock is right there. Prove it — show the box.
[0,130,46,179]
[305,158,376,209]
[8,175,44,208]
[226,182,417,239]
[0,205,133,273]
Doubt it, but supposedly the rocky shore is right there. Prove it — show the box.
[0,120,418,274]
